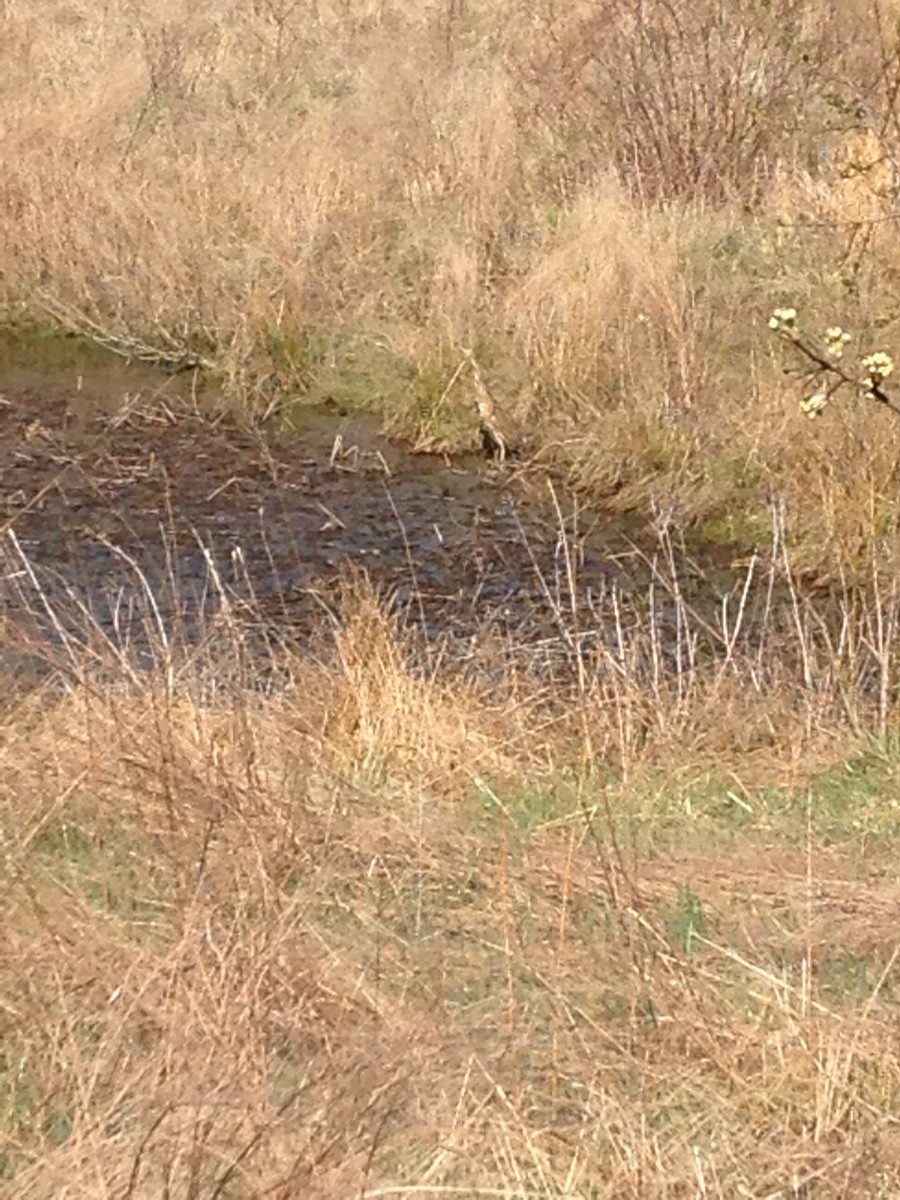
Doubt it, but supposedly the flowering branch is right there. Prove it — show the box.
[768,308,900,420]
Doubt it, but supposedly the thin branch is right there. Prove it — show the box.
[777,329,900,419]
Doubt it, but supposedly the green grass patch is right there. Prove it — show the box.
[478,734,900,862]
[30,814,174,934]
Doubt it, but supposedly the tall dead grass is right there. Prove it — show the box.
[5,6,900,1188]
[4,549,900,1195]
[5,1,900,575]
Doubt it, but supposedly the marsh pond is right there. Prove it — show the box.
[0,333,745,692]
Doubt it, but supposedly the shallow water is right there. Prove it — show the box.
[0,332,649,687]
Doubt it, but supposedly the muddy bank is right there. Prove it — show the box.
[1,334,660,687]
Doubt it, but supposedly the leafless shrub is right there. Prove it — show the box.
[524,0,841,203]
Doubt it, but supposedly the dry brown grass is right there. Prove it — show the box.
[5,1,900,576]
[6,5,900,1188]
[3,565,900,1197]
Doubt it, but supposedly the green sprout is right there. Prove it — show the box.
[768,308,900,420]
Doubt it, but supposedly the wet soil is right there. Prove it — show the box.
[0,333,648,682]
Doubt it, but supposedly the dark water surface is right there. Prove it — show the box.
[0,334,651,686]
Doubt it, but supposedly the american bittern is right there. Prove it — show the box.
[475,396,509,462]
[470,355,514,462]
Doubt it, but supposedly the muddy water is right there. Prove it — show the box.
[0,333,648,685]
